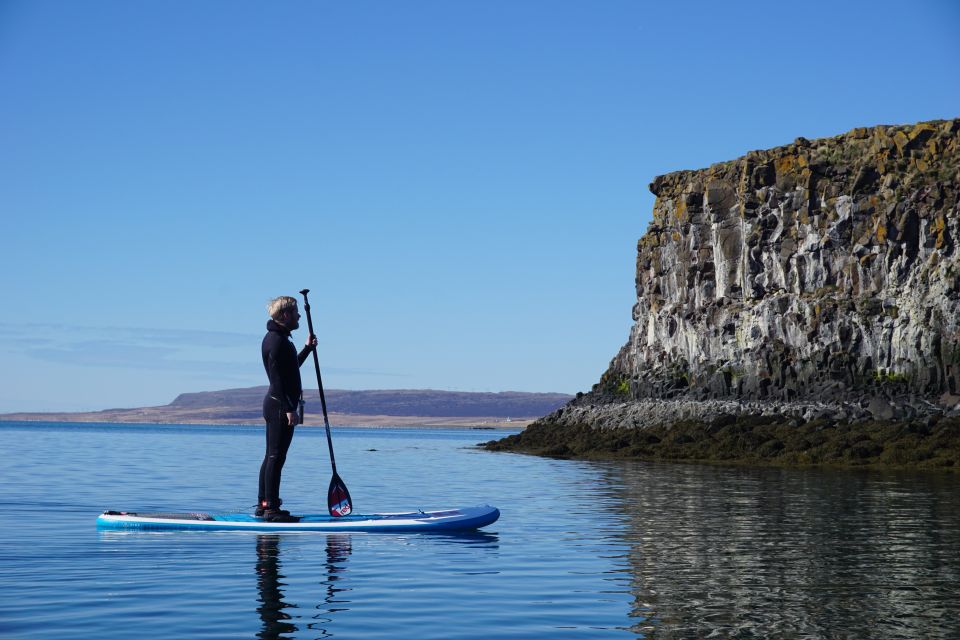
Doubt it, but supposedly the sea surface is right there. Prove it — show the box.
[1,422,959,639]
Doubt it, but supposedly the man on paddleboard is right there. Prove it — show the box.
[258,296,317,522]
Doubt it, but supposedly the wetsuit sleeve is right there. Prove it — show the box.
[297,346,312,367]
[267,340,297,412]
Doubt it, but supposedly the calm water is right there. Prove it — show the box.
[1,423,958,639]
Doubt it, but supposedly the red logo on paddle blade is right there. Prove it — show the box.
[330,500,352,517]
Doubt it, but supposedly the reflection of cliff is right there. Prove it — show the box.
[604,462,960,638]
[255,534,353,639]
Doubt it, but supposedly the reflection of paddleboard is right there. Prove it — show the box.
[96,505,499,532]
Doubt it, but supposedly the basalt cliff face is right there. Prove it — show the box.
[559,119,960,428]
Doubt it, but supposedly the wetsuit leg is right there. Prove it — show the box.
[260,397,296,509]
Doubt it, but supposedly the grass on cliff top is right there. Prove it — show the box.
[483,415,960,471]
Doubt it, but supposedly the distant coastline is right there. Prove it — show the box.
[0,414,526,430]
[0,387,571,430]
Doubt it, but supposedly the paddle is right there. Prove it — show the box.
[299,289,353,517]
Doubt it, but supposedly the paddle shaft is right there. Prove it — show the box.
[299,290,338,475]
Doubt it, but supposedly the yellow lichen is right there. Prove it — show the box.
[893,131,909,155]
[675,199,687,222]
[775,155,797,175]
[934,216,946,249]
[876,222,888,243]
[909,123,936,141]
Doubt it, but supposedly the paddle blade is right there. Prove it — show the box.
[328,474,353,517]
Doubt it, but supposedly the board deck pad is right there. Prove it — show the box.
[97,505,499,532]
[103,511,216,521]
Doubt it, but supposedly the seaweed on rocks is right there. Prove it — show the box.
[484,415,960,471]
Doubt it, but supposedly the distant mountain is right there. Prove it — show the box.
[0,387,573,428]
[171,387,572,417]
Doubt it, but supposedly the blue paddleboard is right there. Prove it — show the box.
[97,505,499,532]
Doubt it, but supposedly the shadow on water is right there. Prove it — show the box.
[596,462,960,639]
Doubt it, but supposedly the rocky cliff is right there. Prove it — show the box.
[562,119,960,427]
[486,119,960,468]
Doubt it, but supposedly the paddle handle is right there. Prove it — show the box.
[299,289,337,474]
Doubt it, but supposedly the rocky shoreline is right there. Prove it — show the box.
[484,397,960,469]
[483,412,960,470]
[528,394,959,430]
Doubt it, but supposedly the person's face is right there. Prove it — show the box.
[282,306,301,330]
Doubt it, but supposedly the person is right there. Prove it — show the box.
[257,295,317,522]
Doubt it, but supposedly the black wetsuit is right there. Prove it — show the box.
[258,319,309,510]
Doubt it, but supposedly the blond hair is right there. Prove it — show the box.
[267,296,298,320]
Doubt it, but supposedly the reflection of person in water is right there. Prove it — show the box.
[255,534,353,639]
[255,536,297,639]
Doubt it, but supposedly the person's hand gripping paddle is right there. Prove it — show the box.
[300,289,353,517]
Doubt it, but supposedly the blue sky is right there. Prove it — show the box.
[1,0,958,412]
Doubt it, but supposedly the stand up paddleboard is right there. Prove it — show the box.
[97,505,499,532]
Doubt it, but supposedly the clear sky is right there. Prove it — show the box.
[1,0,958,412]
